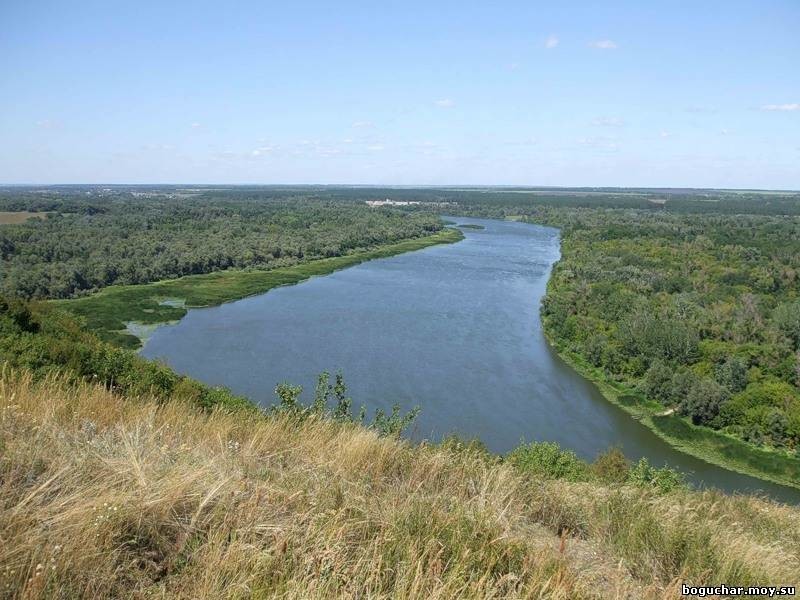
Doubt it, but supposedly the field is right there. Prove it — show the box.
[1,370,798,598]
[55,228,463,348]
[0,211,49,224]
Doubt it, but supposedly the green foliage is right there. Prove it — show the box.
[617,309,699,365]
[0,190,444,300]
[626,458,686,493]
[642,360,674,405]
[524,194,800,476]
[270,369,419,437]
[373,404,421,437]
[508,442,685,494]
[679,378,730,426]
[439,434,492,457]
[332,372,355,422]
[591,447,631,483]
[507,442,589,482]
[714,356,749,393]
[651,413,800,483]
[0,295,253,413]
[774,301,800,351]
[275,382,304,413]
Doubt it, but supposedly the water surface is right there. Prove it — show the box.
[142,217,800,503]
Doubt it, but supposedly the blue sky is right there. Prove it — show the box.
[1,0,798,188]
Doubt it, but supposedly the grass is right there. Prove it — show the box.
[54,228,463,348]
[544,328,800,491]
[1,370,799,598]
[0,211,50,225]
[456,223,485,230]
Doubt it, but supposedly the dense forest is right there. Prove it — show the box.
[0,188,442,299]
[542,211,800,449]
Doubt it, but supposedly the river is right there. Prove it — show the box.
[141,216,800,503]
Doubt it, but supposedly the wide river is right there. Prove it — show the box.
[142,217,800,503]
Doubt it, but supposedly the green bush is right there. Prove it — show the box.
[507,441,589,482]
[592,447,631,483]
[626,458,686,493]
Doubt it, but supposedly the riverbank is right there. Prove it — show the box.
[54,228,463,349]
[542,318,800,492]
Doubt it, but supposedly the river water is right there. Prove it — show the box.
[141,216,800,503]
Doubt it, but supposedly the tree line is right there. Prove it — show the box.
[0,189,442,299]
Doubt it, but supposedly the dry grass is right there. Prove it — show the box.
[1,371,798,599]
[0,212,49,225]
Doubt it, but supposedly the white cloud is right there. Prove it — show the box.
[351,120,374,128]
[190,122,201,129]
[589,40,618,49]
[660,131,671,138]
[761,103,800,112]
[592,117,624,127]
[434,99,455,108]
[366,144,385,152]
[544,35,559,49]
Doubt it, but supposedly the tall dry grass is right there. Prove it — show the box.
[1,369,798,599]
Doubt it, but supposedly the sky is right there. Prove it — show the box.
[1,0,798,188]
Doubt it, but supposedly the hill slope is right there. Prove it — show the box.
[1,371,799,599]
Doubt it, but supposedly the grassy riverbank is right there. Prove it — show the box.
[54,228,463,349]
[543,326,800,491]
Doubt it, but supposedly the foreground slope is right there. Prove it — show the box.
[1,372,799,599]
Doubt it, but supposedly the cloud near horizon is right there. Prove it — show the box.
[544,34,559,49]
[761,103,800,112]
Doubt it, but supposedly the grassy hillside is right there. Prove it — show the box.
[1,371,799,599]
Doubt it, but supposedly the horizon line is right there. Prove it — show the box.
[1,183,799,193]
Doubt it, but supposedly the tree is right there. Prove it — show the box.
[774,301,800,350]
[642,360,674,404]
[767,410,790,447]
[679,379,729,426]
[714,357,748,393]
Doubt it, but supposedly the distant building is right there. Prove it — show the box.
[365,199,421,207]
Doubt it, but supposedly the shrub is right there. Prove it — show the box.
[592,447,630,483]
[439,434,492,457]
[626,458,685,493]
[507,441,589,481]
[272,371,418,437]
